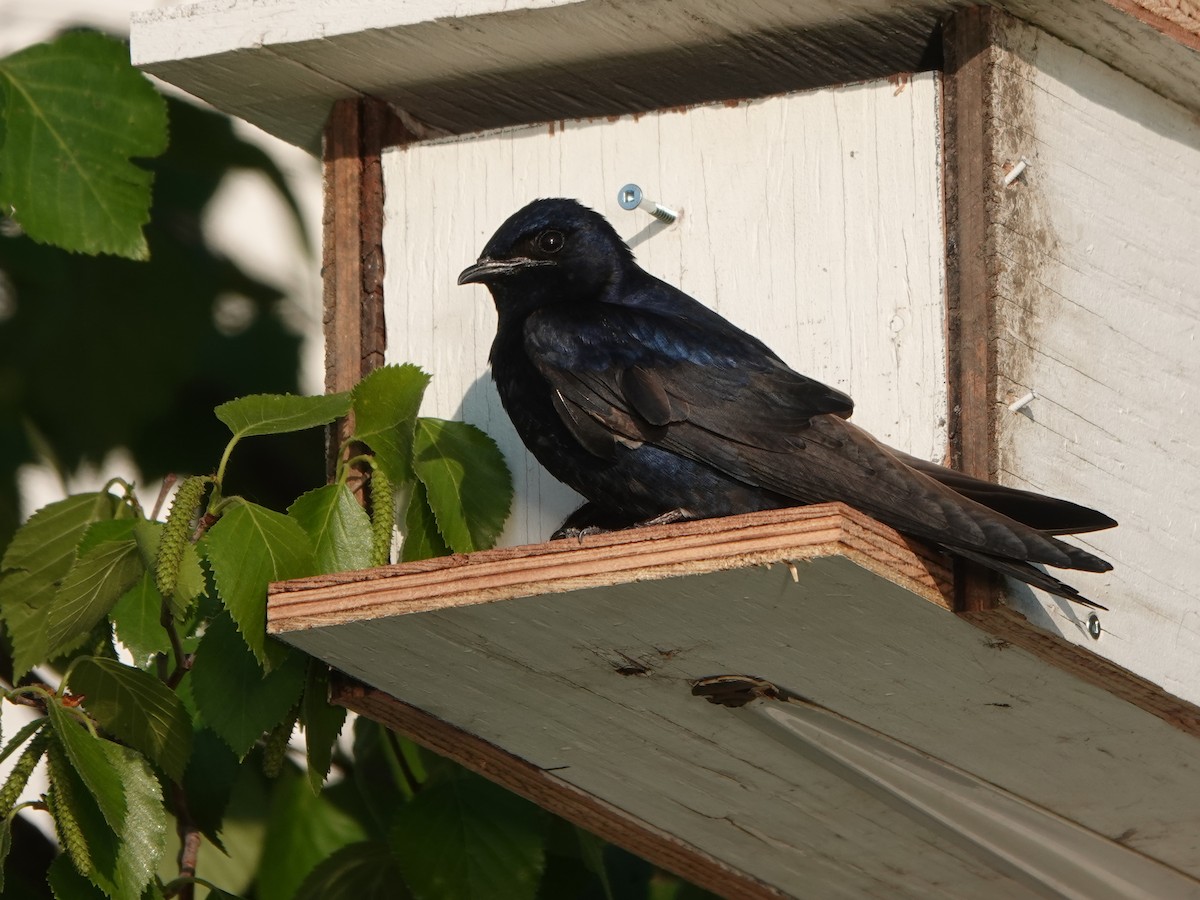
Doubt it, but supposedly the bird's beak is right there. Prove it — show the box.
[457,257,554,285]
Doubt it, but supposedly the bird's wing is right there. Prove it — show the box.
[525,304,852,456]
[525,305,1109,573]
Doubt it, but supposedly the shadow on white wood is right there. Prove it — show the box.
[383,73,946,546]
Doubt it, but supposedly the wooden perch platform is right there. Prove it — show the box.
[269,504,1200,897]
[268,503,953,630]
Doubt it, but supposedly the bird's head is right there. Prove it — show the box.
[458,199,635,306]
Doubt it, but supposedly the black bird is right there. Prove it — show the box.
[459,198,1117,607]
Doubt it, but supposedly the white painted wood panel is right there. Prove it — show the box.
[989,22,1200,704]
[130,0,1200,151]
[276,555,1200,893]
[382,74,946,546]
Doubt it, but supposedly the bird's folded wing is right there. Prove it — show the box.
[526,305,852,448]
[525,305,1109,573]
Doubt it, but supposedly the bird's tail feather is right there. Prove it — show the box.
[950,546,1107,609]
[891,450,1117,536]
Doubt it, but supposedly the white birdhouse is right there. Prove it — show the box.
[134,3,1200,895]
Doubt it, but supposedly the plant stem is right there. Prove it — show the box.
[213,435,239,495]
[161,603,191,690]
[170,781,201,900]
[383,727,422,797]
[151,473,179,520]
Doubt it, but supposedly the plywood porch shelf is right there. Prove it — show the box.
[267,504,1200,898]
[267,503,953,633]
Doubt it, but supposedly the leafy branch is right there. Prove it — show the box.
[0,367,516,898]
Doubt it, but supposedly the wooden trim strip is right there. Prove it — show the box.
[333,675,788,899]
[1105,0,1200,50]
[960,606,1200,739]
[267,504,955,631]
[941,7,1000,613]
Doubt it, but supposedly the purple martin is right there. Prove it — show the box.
[459,199,1116,607]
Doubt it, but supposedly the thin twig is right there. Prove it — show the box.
[160,604,191,690]
[150,473,179,521]
[384,727,423,797]
[169,782,201,900]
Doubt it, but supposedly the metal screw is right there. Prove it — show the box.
[1003,157,1030,186]
[618,184,679,224]
[1087,613,1102,640]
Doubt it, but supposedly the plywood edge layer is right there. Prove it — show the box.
[960,605,1200,740]
[332,675,789,900]
[266,504,955,633]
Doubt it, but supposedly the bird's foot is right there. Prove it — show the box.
[633,508,693,528]
[550,523,608,541]
[549,504,695,541]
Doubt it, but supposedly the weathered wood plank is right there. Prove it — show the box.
[336,676,790,899]
[132,0,1200,152]
[269,518,1200,893]
[942,7,1004,613]
[268,503,954,631]
[383,76,947,546]
[984,14,1200,705]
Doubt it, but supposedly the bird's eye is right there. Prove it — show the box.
[536,230,565,254]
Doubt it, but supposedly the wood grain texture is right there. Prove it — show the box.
[383,76,947,546]
[334,678,789,900]
[961,605,1200,739]
[269,527,1200,894]
[268,503,954,632]
[321,100,364,477]
[321,98,400,481]
[131,0,1200,152]
[983,15,1200,705]
[322,99,364,398]
[942,8,1002,613]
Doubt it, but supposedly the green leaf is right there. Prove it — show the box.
[288,484,372,575]
[70,657,193,782]
[214,392,351,440]
[46,534,144,657]
[109,571,171,666]
[180,727,240,849]
[190,614,306,759]
[44,731,168,898]
[0,492,119,676]
[105,741,167,898]
[301,661,346,794]
[574,827,614,900]
[76,518,138,559]
[350,364,431,483]
[1,492,118,573]
[402,480,451,562]
[257,769,368,900]
[47,740,119,888]
[293,841,409,900]
[412,418,513,554]
[390,772,549,900]
[47,700,126,834]
[0,569,61,677]
[50,737,166,900]
[170,542,206,617]
[0,31,168,259]
[46,845,108,899]
[204,501,314,665]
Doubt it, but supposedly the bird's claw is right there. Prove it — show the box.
[550,524,608,542]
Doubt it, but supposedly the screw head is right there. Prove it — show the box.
[1087,613,1102,640]
[618,184,643,210]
